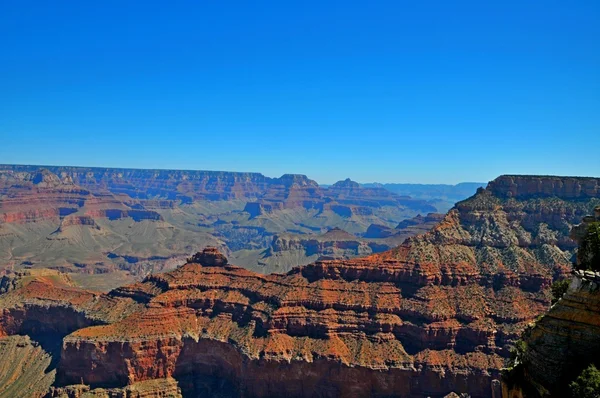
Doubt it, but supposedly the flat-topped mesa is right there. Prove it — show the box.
[396,213,445,229]
[487,175,600,199]
[331,178,361,190]
[188,247,228,267]
[275,174,319,187]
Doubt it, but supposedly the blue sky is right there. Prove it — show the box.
[1,1,598,184]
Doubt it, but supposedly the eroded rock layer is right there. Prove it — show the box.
[502,206,600,398]
[0,166,440,281]
[0,174,598,397]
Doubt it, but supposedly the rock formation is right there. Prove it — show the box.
[362,182,486,213]
[0,166,436,213]
[0,168,222,284]
[365,213,446,245]
[0,166,446,284]
[0,174,597,397]
[502,206,600,398]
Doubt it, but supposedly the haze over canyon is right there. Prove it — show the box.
[0,164,481,290]
[0,167,599,397]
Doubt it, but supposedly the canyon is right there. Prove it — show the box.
[502,205,600,398]
[0,165,451,289]
[0,174,598,397]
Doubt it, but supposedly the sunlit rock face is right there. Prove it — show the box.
[1,176,599,397]
[502,205,600,398]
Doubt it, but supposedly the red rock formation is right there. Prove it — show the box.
[42,244,519,397]
[267,227,390,265]
[487,175,600,199]
[0,174,597,397]
[501,206,600,398]
[0,169,162,225]
[0,166,441,278]
[1,166,436,214]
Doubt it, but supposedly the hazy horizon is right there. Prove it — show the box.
[7,162,598,186]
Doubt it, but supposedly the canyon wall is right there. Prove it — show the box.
[0,174,598,397]
[502,205,600,398]
[0,166,440,282]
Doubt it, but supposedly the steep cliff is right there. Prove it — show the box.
[0,166,435,213]
[0,166,443,281]
[49,247,504,397]
[0,168,163,224]
[502,206,600,398]
[0,335,55,398]
[0,174,598,397]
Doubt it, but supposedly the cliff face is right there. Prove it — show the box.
[487,175,600,200]
[1,166,274,201]
[0,166,435,213]
[0,174,598,397]
[0,169,163,225]
[51,248,505,397]
[516,271,600,397]
[0,166,440,281]
[502,206,600,398]
[0,335,55,398]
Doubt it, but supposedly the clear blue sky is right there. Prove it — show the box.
[1,1,598,184]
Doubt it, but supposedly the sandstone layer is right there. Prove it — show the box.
[0,174,598,397]
[0,166,444,284]
[502,206,600,398]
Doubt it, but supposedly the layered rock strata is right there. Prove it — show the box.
[0,166,440,279]
[0,175,598,397]
[502,206,600,398]
[0,166,435,213]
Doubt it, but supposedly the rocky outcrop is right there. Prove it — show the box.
[0,174,598,397]
[0,165,443,279]
[243,201,284,217]
[0,335,55,398]
[520,270,600,396]
[268,227,388,261]
[487,175,600,199]
[43,248,504,397]
[502,206,600,398]
[364,223,396,238]
[188,246,228,266]
[48,378,182,398]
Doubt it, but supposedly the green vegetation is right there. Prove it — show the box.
[551,279,570,304]
[570,364,600,398]
[502,339,528,387]
[509,340,528,367]
[578,222,600,272]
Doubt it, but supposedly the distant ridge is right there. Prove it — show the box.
[362,181,486,213]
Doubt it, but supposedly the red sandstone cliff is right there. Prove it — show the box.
[0,174,598,397]
[0,169,163,225]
